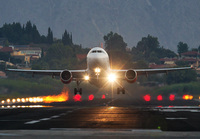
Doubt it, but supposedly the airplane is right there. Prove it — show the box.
[7,47,193,95]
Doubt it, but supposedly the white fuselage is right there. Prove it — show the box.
[86,47,110,87]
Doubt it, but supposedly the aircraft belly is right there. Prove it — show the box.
[87,57,110,71]
[89,78,107,88]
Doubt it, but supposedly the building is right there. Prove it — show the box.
[160,51,200,67]
[181,51,200,58]
[0,71,7,78]
[0,47,13,53]
[11,47,42,63]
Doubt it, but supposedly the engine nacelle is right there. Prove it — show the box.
[60,70,72,84]
[125,69,137,83]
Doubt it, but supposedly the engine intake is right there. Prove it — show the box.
[60,70,72,84]
[125,69,137,83]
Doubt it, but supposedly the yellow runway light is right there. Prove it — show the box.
[17,98,21,102]
[7,99,10,103]
[12,99,16,103]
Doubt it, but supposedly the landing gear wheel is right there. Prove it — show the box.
[79,88,82,95]
[74,88,77,95]
[74,88,82,95]
[122,88,125,94]
[116,87,125,94]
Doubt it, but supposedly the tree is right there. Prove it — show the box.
[62,30,73,46]
[104,31,127,52]
[32,24,40,43]
[177,42,189,56]
[136,35,160,59]
[47,27,53,44]
[0,21,45,44]
[166,70,197,84]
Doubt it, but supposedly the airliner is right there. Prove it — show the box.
[7,47,192,95]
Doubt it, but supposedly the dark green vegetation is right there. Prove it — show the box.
[0,21,72,45]
[155,82,200,97]
[0,77,63,99]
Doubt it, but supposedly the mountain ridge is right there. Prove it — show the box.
[0,0,200,51]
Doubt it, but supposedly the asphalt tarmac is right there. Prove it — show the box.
[0,96,200,138]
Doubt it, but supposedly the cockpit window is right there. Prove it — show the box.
[91,50,105,53]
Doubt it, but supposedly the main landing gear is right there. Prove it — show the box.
[74,88,82,95]
[74,80,82,95]
[117,87,125,94]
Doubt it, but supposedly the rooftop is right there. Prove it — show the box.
[0,47,13,52]
[181,51,200,56]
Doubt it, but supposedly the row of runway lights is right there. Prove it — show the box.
[0,94,194,104]
[143,94,194,101]
[0,94,106,104]
[1,97,43,104]
[1,105,47,108]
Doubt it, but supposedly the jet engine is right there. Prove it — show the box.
[125,69,137,83]
[60,70,72,84]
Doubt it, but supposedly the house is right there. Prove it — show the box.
[11,47,42,63]
[160,51,200,66]
[12,47,41,57]
[160,57,178,65]
[0,71,7,78]
[0,47,13,53]
[181,51,200,58]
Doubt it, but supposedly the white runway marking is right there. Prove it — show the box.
[40,118,51,121]
[51,115,59,118]
[166,117,188,120]
[25,120,40,124]
[0,133,20,136]
[24,109,79,125]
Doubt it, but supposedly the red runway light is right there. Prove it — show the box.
[88,94,94,101]
[169,94,175,101]
[73,94,82,102]
[143,94,151,101]
[102,94,106,99]
[157,95,163,101]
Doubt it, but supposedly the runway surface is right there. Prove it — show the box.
[1,96,200,138]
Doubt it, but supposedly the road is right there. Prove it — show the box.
[0,96,200,138]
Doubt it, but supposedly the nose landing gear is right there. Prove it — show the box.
[117,87,125,94]
[74,80,82,95]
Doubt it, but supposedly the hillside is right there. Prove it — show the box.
[0,0,200,50]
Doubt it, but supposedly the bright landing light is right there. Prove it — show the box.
[95,67,101,73]
[84,75,89,81]
[108,73,116,82]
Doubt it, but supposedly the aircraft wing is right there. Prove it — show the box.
[112,66,193,77]
[6,69,86,79]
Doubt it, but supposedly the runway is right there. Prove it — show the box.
[0,96,200,138]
